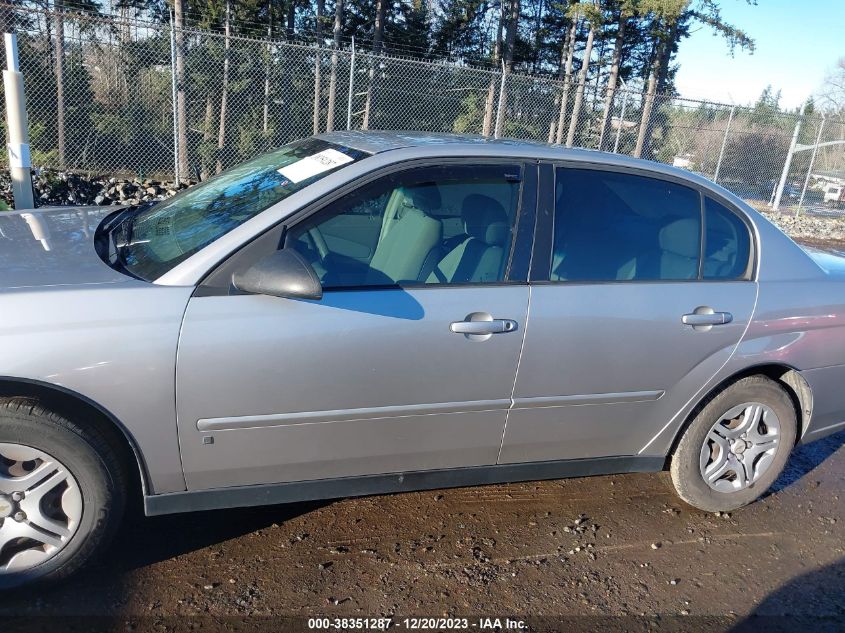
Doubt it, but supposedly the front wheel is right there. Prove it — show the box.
[0,398,126,589]
[670,376,797,512]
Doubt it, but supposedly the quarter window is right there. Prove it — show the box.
[287,164,521,289]
[703,198,752,280]
[551,168,702,282]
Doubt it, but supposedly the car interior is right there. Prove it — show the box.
[290,171,519,288]
[702,197,749,279]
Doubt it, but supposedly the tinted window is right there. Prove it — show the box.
[287,164,521,288]
[551,168,702,282]
[703,198,751,280]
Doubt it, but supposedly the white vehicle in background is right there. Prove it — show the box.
[824,183,844,208]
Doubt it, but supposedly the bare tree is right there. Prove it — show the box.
[482,1,506,137]
[566,0,599,147]
[312,0,325,134]
[597,0,634,149]
[216,0,232,174]
[819,57,845,113]
[554,11,579,144]
[548,19,574,142]
[362,0,387,129]
[325,0,344,132]
[494,0,520,138]
[633,31,665,157]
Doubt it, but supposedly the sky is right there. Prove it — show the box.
[673,0,845,109]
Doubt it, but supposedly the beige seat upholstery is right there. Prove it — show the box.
[655,218,700,279]
[367,185,443,284]
[427,194,509,284]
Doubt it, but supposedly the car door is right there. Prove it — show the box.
[499,164,758,464]
[176,160,535,490]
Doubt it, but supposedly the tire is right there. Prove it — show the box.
[0,397,126,590]
[670,376,797,512]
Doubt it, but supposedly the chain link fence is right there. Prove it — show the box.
[3,5,845,214]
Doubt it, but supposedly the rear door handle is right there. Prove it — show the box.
[682,310,733,327]
[450,319,519,335]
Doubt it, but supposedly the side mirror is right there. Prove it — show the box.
[232,249,323,300]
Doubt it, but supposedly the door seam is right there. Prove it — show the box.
[497,284,532,464]
[171,291,194,491]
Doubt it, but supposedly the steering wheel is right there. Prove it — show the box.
[307,226,330,262]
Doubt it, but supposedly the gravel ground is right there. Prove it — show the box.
[760,210,845,244]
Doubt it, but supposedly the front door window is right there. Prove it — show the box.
[287,164,523,288]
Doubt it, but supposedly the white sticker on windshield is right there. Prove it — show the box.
[277,148,354,183]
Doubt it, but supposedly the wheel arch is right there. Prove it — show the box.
[668,363,813,461]
[0,376,150,496]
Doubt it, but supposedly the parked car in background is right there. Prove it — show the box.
[2,132,845,589]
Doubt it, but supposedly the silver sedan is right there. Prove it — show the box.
[1,132,844,589]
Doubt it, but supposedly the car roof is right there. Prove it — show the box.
[316,130,548,154]
[316,130,718,189]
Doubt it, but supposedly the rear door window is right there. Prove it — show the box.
[703,197,752,280]
[551,168,702,282]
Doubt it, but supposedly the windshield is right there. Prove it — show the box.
[104,138,369,281]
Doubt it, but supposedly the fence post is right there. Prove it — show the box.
[612,86,628,154]
[3,33,34,210]
[493,61,507,140]
[772,102,806,212]
[346,36,355,131]
[168,12,180,187]
[796,114,826,217]
[713,105,734,183]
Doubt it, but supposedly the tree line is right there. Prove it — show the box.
[7,0,813,190]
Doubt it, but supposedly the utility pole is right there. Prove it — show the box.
[169,13,180,186]
[3,33,34,210]
[713,105,735,183]
[494,60,507,139]
[772,101,807,212]
[797,115,826,217]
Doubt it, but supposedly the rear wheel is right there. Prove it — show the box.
[0,398,126,589]
[670,376,797,512]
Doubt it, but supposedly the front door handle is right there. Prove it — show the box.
[682,307,733,330]
[450,319,519,335]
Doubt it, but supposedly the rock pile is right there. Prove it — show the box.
[760,210,845,243]
[0,170,193,209]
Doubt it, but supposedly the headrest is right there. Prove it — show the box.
[462,194,509,246]
[401,183,441,214]
[659,218,700,259]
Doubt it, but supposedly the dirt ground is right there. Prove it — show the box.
[1,430,843,632]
